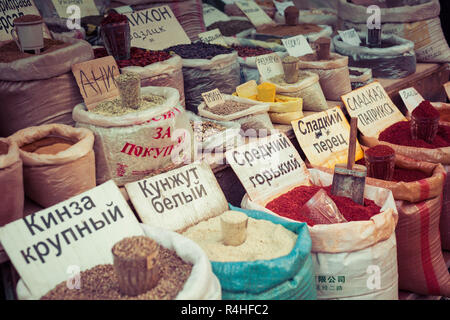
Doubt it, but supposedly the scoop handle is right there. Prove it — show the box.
[347,117,358,170]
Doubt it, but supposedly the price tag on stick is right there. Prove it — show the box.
[52,0,99,18]
[399,87,425,114]
[338,29,361,46]
[202,88,225,108]
[198,29,228,47]
[255,53,284,80]
[282,35,313,57]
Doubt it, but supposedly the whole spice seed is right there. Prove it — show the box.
[378,121,450,149]
[266,185,381,226]
[205,100,250,115]
[41,246,192,300]
[165,43,233,60]
[182,213,297,262]
[90,94,166,116]
[231,44,273,57]
[268,72,310,86]
[190,120,227,142]
[115,72,141,109]
[94,47,172,68]
[207,20,254,37]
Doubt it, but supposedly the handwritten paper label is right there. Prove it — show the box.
[282,35,313,57]
[399,87,425,113]
[51,0,99,19]
[444,81,450,101]
[202,88,225,108]
[203,3,230,27]
[341,81,407,138]
[225,132,310,202]
[338,29,361,46]
[235,0,274,27]
[273,0,295,14]
[0,0,51,41]
[125,6,191,50]
[292,107,364,169]
[125,162,228,232]
[198,28,227,47]
[0,180,144,299]
[112,5,133,14]
[256,52,284,80]
[71,56,120,110]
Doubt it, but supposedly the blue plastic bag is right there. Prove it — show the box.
[211,204,317,300]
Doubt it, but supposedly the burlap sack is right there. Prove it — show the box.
[73,86,192,186]
[0,34,94,137]
[297,53,352,101]
[337,0,450,63]
[0,138,24,226]
[308,153,450,296]
[10,124,96,208]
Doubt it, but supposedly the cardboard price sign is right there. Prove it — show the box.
[338,29,361,46]
[126,6,191,51]
[203,3,230,27]
[71,56,120,110]
[281,35,313,57]
[125,162,228,232]
[51,0,99,19]
[0,180,144,299]
[341,81,407,138]
[0,0,51,42]
[235,0,274,27]
[256,52,284,80]
[225,132,310,202]
[198,28,228,47]
[292,106,364,169]
[202,88,225,108]
[399,87,425,114]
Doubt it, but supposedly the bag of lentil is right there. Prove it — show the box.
[297,53,352,101]
[241,168,399,300]
[0,138,24,227]
[262,71,328,112]
[166,43,241,113]
[9,124,96,209]
[197,94,274,137]
[332,32,416,79]
[0,34,94,137]
[207,17,255,38]
[224,37,288,83]
[73,86,192,186]
[251,24,333,44]
[16,223,222,300]
[309,153,450,296]
[206,205,317,300]
[337,0,450,63]
[274,9,337,28]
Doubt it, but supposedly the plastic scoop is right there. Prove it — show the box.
[300,188,347,225]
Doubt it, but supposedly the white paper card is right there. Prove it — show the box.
[0,180,144,299]
[273,0,295,14]
[282,35,313,57]
[198,28,228,47]
[256,52,284,79]
[399,87,425,113]
[338,29,361,46]
[203,3,231,27]
[235,0,274,27]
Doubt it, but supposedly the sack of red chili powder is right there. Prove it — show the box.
[9,124,96,209]
[241,168,399,300]
[0,138,24,227]
[73,86,193,187]
[309,152,450,297]
[0,34,94,137]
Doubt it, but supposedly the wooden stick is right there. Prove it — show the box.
[347,117,358,170]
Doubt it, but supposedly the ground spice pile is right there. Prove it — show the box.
[256,23,322,37]
[41,247,192,300]
[412,100,440,119]
[207,20,254,36]
[0,38,68,63]
[356,158,430,183]
[205,100,250,115]
[266,185,381,226]
[21,137,74,155]
[268,71,310,86]
[378,121,450,149]
[182,214,297,262]
[94,47,172,68]
[90,94,166,116]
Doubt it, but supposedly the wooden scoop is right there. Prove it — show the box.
[330,117,366,205]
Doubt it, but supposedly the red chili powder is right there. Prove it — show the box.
[412,100,440,119]
[356,158,430,182]
[365,145,395,157]
[378,121,450,149]
[101,12,128,26]
[265,185,381,226]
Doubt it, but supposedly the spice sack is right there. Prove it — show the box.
[73,86,192,186]
[0,138,24,226]
[241,169,399,300]
[10,124,96,208]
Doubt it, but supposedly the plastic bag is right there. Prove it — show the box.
[10,124,96,208]
[210,205,317,300]
[297,52,351,101]
[73,86,192,186]
[180,52,241,113]
[337,0,450,63]
[16,223,222,300]
[301,189,347,225]
[262,71,328,111]
[0,138,24,226]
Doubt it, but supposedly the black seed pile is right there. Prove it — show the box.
[165,43,234,59]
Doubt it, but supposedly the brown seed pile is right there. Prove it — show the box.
[90,94,166,116]
[41,247,192,300]
[112,236,159,260]
[205,100,250,116]
[190,120,227,142]
[268,72,311,86]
